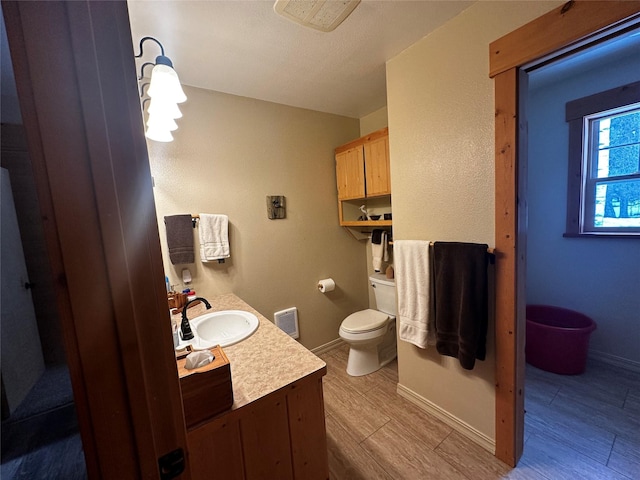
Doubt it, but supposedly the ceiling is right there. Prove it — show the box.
[126,0,474,119]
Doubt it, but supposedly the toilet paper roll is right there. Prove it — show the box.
[317,278,335,293]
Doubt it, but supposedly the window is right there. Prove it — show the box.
[566,81,640,236]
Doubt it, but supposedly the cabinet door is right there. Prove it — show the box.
[241,394,294,480]
[336,146,365,200]
[288,378,329,479]
[188,416,245,480]
[364,135,391,197]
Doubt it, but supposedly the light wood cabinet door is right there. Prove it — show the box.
[336,146,365,200]
[364,135,390,197]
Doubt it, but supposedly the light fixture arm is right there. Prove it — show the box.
[139,82,150,98]
[138,62,155,80]
[134,36,165,58]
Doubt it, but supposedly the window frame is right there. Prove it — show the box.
[565,80,640,237]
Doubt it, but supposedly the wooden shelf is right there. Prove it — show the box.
[340,220,392,227]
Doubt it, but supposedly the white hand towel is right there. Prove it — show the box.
[372,231,388,272]
[394,240,433,349]
[198,214,230,262]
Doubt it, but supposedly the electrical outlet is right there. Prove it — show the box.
[267,195,286,219]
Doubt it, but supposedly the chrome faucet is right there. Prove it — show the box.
[180,297,212,340]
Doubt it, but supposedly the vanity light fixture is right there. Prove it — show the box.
[135,36,187,142]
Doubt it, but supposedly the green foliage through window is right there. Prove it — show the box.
[588,106,640,229]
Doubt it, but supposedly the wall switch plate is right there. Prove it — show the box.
[267,195,286,219]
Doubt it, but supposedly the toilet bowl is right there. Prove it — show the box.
[339,274,397,376]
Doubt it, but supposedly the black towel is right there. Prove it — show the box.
[433,242,489,370]
[164,214,194,265]
[371,229,384,245]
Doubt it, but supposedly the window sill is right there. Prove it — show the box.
[563,232,640,239]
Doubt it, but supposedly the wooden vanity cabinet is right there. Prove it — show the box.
[187,372,328,480]
[335,127,392,226]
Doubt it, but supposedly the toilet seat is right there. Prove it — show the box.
[341,309,389,333]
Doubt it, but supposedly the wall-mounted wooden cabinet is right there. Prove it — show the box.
[335,127,392,226]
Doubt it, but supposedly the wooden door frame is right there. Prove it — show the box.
[491,0,640,467]
[2,1,190,477]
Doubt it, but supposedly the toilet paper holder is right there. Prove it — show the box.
[317,278,335,293]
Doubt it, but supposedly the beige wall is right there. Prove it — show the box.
[148,86,367,350]
[359,106,388,136]
[386,1,560,442]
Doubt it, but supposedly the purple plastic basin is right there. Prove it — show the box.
[525,305,597,375]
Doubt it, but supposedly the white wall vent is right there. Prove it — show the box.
[273,0,361,33]
[274,307,299,339]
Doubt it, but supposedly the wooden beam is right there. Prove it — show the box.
[493,68,521,467]
[489,1,640,78]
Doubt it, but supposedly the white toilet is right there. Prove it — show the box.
[339,273,397,376]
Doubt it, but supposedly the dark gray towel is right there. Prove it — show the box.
[164,215,194,265]
[371,229,383,245]
[433,242,489,370]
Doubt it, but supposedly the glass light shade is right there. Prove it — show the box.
[145,124,174,142]
[146,113,178,132]
[147,96,182,119]
[147,64,187,103]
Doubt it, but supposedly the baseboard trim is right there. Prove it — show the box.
[589,350,640,374]
[396,383,495,454]
[310,338,344,356]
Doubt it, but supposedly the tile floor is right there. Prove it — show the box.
[320,344,640,480]
[1,366,86,479]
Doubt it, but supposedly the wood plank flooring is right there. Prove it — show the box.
[2,347,637,479]
[320,344,640,480]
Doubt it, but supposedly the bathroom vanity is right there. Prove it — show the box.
[179,294,328,480]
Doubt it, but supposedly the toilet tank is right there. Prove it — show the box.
[370,273,396,316]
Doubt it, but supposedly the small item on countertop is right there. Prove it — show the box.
[168,292,188,311]
[178,345,232,427]
[175,345,192,360]
[386,265,394,279]
[171,317,179,348]
[185,350,215,370]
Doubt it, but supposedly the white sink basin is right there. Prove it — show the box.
[189,310,259,349]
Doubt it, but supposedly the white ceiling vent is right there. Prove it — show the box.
[274,0,361,32]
